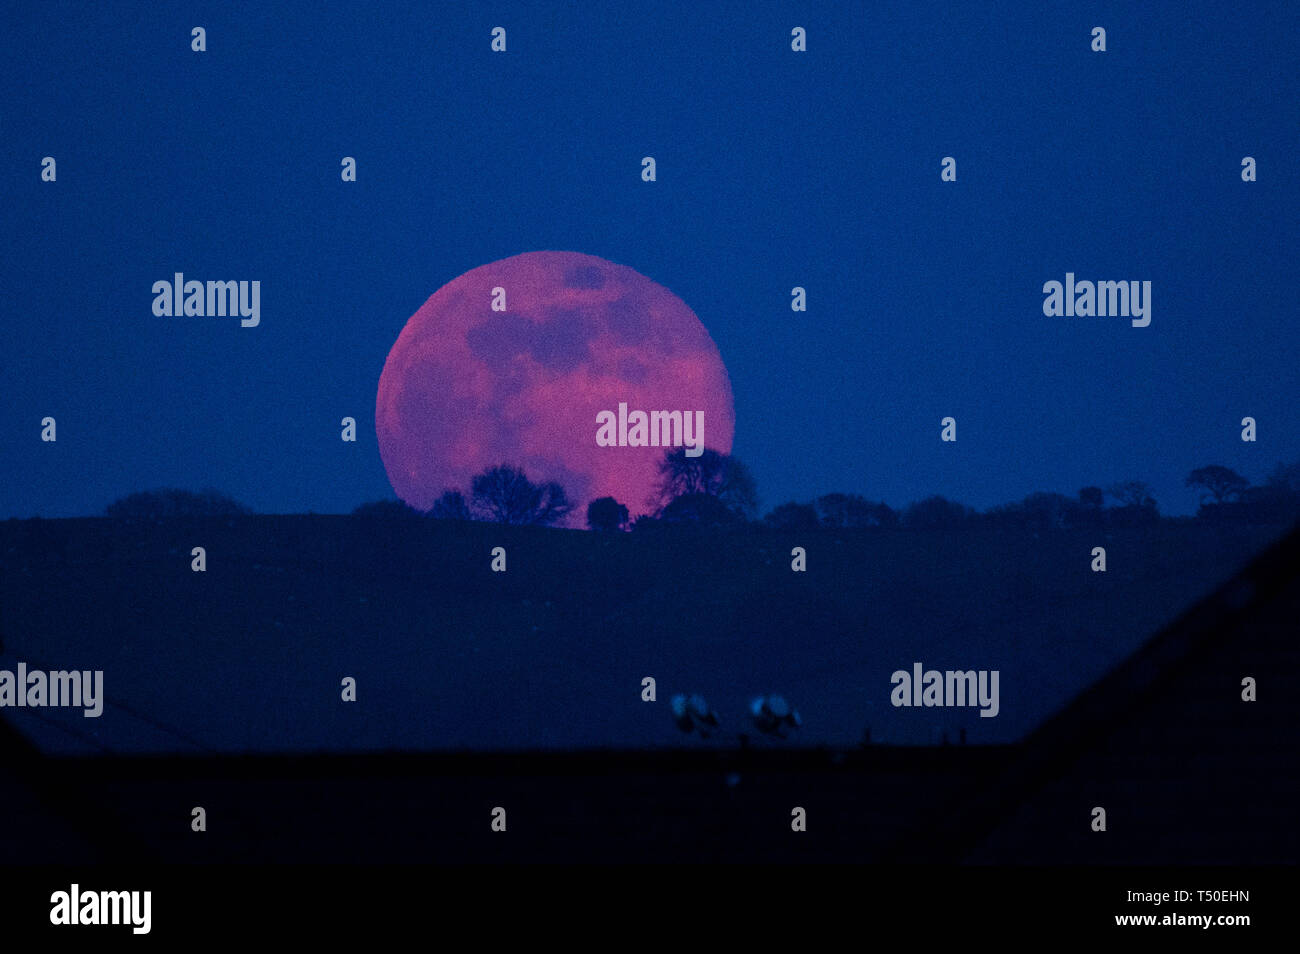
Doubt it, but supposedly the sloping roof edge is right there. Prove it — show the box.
[882,520,1300,863]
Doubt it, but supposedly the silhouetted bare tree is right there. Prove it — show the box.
[470,465,572,526]
[1106,480,1160,526]
[1186,465,1249,505]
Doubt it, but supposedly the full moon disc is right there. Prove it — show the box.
[376,251,735,521]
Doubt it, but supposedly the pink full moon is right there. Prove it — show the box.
[376,251,735,521]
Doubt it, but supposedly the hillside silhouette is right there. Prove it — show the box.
[1,513,1290,755]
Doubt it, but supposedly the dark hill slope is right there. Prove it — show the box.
[0,516,1289,754]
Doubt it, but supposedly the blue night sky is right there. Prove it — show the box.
[3,0,1297,518]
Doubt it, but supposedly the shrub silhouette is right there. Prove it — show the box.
[763,502,820,530]
[658,492,744,527]
[814,493,896,528]
[106,488,251,520]
[985,492,1082,531]
[587,496,629,532]
[429,490,472,521]
[1078,486,1105,510]
[1106,480,1160,526]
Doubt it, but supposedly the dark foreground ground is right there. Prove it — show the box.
[1,516,1296,862]
[0,515,1289,752]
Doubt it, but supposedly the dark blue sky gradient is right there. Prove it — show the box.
[3,0,1296,518]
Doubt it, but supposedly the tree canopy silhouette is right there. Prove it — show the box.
[1104,480,1160,525]
[763,501,821,530]
[1078,486,1105,510]
[985,492,1084,531]
[653,448,758,520]
[814,493,897,528]
[470,465,573,526]
[901,495,974,528]
[587,496,629,532]
[1107,480,1157,509]
[1197,459,1300,524]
